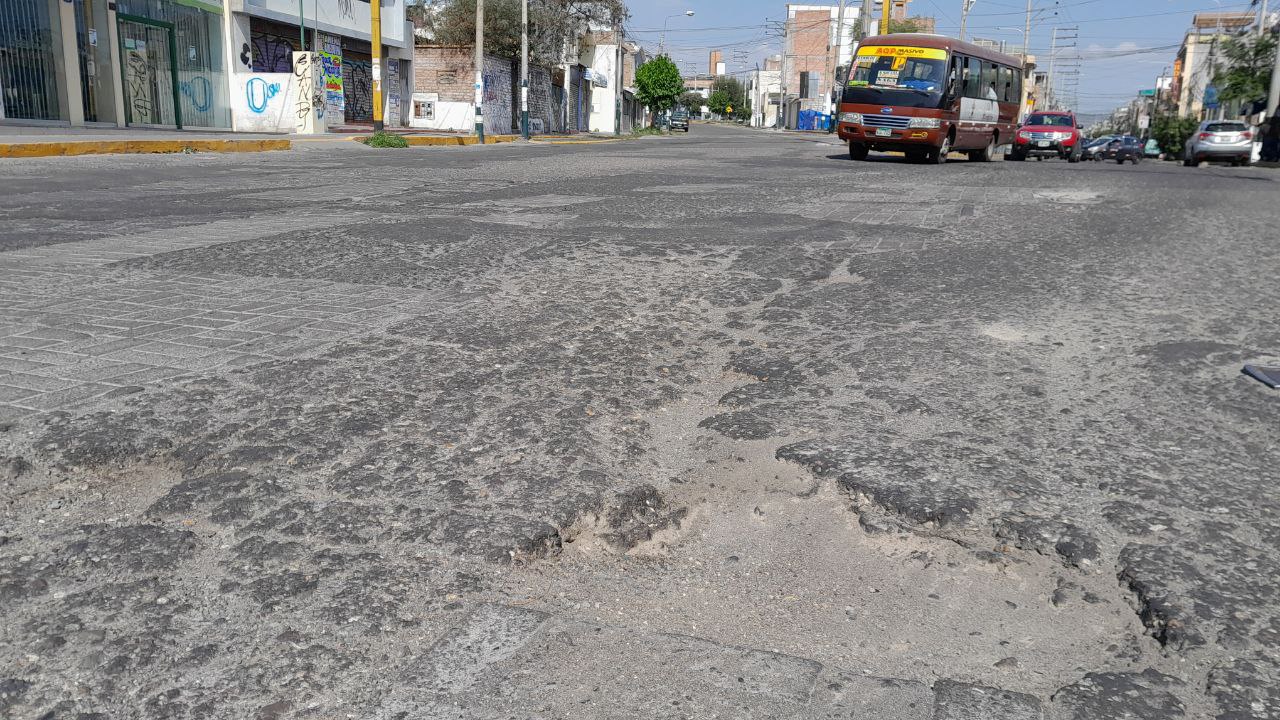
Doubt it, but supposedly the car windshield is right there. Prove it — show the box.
[1205,122,1246,133]
[844,46,948,109]
[1026,114,1073,127]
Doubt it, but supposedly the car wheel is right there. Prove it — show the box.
[848,142,869,161]
[1240,157,1252,167]
[1068,149,1080,164]
[1009,150,1026,161]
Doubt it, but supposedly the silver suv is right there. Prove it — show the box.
[1183,120,1253,167]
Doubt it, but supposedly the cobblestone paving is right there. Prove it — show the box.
[1,127,1279,719]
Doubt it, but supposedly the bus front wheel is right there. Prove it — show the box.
[849,142,869,161]
[929,135,952,164]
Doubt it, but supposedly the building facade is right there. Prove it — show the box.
[781,3,858,130]
[747,57,782,128]
[0,0,410,132]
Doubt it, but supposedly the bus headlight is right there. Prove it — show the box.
[907,117,941,129]
[840,112,863,124]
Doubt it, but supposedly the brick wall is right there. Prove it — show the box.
[788,10,830,101]
[413,46,475,103]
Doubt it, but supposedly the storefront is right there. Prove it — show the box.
[114,0,229,128]
[1,0,68,123]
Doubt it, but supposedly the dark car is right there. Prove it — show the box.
[1080,135,1115,161]
[670,107,691,133]
[1010,111,1084,162]
[1104,136,1143,165]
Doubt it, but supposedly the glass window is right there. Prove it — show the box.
[965,59,977,98]
[980,61,999,101]
[116,0,229,128]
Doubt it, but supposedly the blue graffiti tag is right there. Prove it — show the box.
[179,76,212,113]
[245,76,281,114]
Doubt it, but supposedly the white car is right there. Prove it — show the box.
[1183,120,1254,167]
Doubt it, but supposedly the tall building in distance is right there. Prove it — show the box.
[709,50,726,77]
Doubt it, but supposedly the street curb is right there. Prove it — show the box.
[400,134,519,146]
[0,138,291,158]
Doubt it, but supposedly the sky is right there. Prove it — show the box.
[623,0,1263,115]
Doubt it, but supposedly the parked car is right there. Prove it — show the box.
[1183,120,1253,166]
[1104,136,1144,165]
[670,107,691,133]
[1010,111,1084,162]
[1081,135,1115,161]
[1143,139,1162,158]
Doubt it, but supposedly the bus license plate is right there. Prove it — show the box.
[876,128,892,137]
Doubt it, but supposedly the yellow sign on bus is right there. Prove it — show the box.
[857,46,948,61]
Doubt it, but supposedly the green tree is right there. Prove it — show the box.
[417,0,626,65]
[1213,33,1277,105]
[678,91,705,111]
[1150,114,1200,157]
[707,76,746,117]
[706,90,732,116]
[887,18,922,34]
[636,55,685,122]
[732,101,752,122]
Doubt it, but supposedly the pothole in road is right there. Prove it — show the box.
[507,431,1150,699]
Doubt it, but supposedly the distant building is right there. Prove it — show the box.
[1172,12,1256,119]
[709,50,726,77]
[781,3,860,130]
[748,55,783,128]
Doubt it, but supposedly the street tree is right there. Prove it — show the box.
[888,18,922,34]
[415,0,626,66]
[678,91,706,111]
[1213,33,1278,106]
[706,76,746,117]
[636,55,685,122]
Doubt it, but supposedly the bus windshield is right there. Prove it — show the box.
[844,46,949,109]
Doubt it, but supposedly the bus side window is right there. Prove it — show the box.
[962,56,980,98]
[948,56,961,97]
[1001,66,1015,103]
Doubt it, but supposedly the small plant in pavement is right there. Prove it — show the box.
[361,131,409,149]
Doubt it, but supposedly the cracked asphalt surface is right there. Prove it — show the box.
[1,124,1278,719]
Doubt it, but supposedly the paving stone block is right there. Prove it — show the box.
[933,680,1042,720]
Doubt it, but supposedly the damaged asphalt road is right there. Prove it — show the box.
[1,124,1279,718]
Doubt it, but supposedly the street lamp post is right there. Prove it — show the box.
[660,11,694,55]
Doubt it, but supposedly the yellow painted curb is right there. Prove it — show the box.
[0,138,291,158]
[531,138,625,145]
[399,134,518,146]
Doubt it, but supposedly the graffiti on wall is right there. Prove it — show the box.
[293,52,324,130]
[252,34,294,73]
[320,51,344,110]
[343,56,373,122]
[245,77,281,114]
[385,60,400,125]
[180,76,212,113]
[125,50,154,124]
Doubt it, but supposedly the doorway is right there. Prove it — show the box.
[117,14,180,128]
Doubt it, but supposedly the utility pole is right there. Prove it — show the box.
[520,0,529,139]
[1260,0,1270,38]
[827,0,848,130]
[474,0,485,142]
[861,0,874,38]
[1046,27,1058,110]
[1269,20,1280,116]
[959,0,976,42]
[881,0,891,35]
[1022,0,1032,60]
[778,16,790,130]
[371,0,383,131]
[298,0,305,50]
